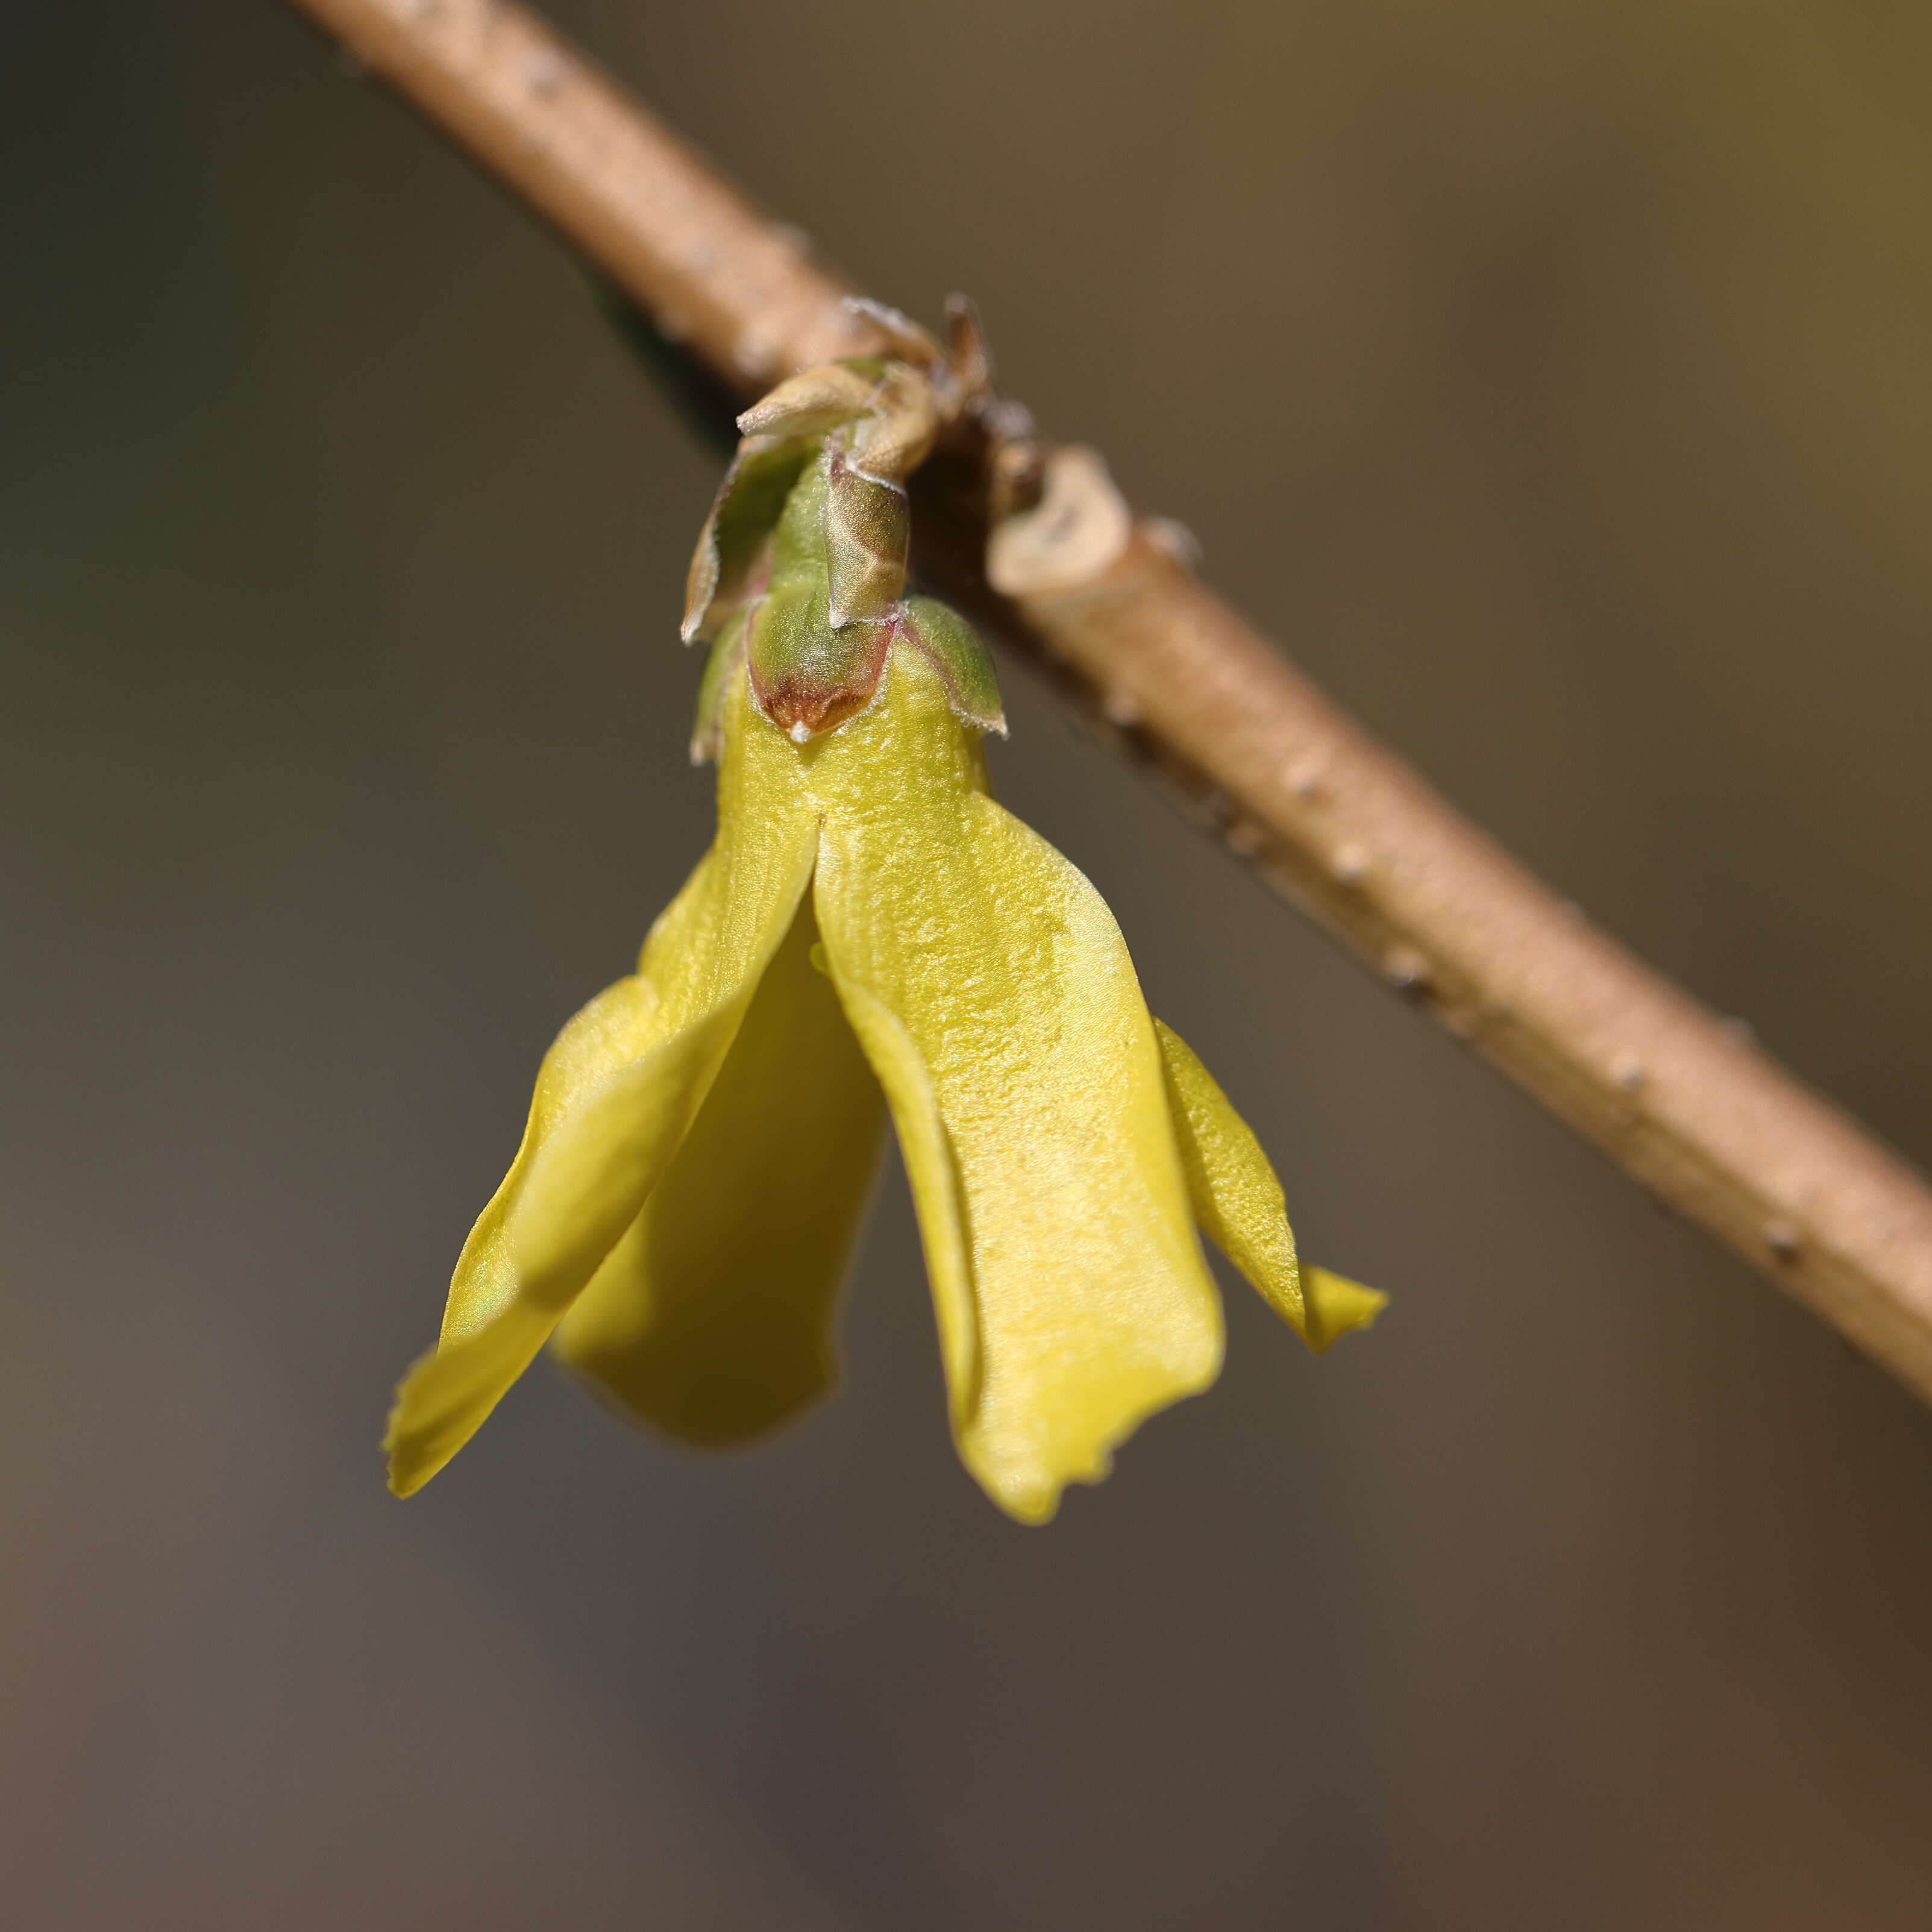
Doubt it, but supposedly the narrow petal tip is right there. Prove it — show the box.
[381,1357,445,1499]
[384,1456,428,1500]
[1302,1267,1389,1352]
[381,1303,562,1499]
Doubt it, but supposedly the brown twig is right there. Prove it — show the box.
[283,0,1932,1402]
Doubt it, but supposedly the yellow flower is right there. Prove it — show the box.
[386,644,1382,1522]
[385,353,1382,1523]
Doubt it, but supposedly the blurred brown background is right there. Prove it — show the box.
[4,2,1931,1926]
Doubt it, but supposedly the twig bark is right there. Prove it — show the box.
[283,0,1932,1402]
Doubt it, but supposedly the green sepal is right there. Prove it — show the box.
[900,596,1006,735]
[689,609,750,764]
[682,436,815,644]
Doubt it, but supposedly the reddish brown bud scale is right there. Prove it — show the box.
[824,451,909,630]
[844,363,937,485]
[750,613,892,741]
[733,360,879,441]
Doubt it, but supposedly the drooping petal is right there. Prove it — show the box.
[383,1297,562,1501]
[552,895,885,1445]
[830,975,980,1425]
[384,971,663,1496]
[434,971,663,1347]
[505,1002,757,1309]
[803,647,1223,1523]
[1154,1020,1387,1351]
[386,689,821,1496]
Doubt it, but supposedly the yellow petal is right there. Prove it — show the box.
[386,686,820,1495]
[384,1299,559,1500]
[552,895,885,1444]
[437,971,665,1347]
[804,647,1223,1523]
[1154,1020,1386,1351]
[508,1002,754,1302]
[1302,1266,1389,1344]
[830,976,980,1422]
[385,970,663,1498]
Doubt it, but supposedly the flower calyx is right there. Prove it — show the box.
[683,301,1009,757]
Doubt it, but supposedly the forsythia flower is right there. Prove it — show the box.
[386,345,1383,1523]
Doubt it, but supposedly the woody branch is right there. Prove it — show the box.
[280,0,1932,1404]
